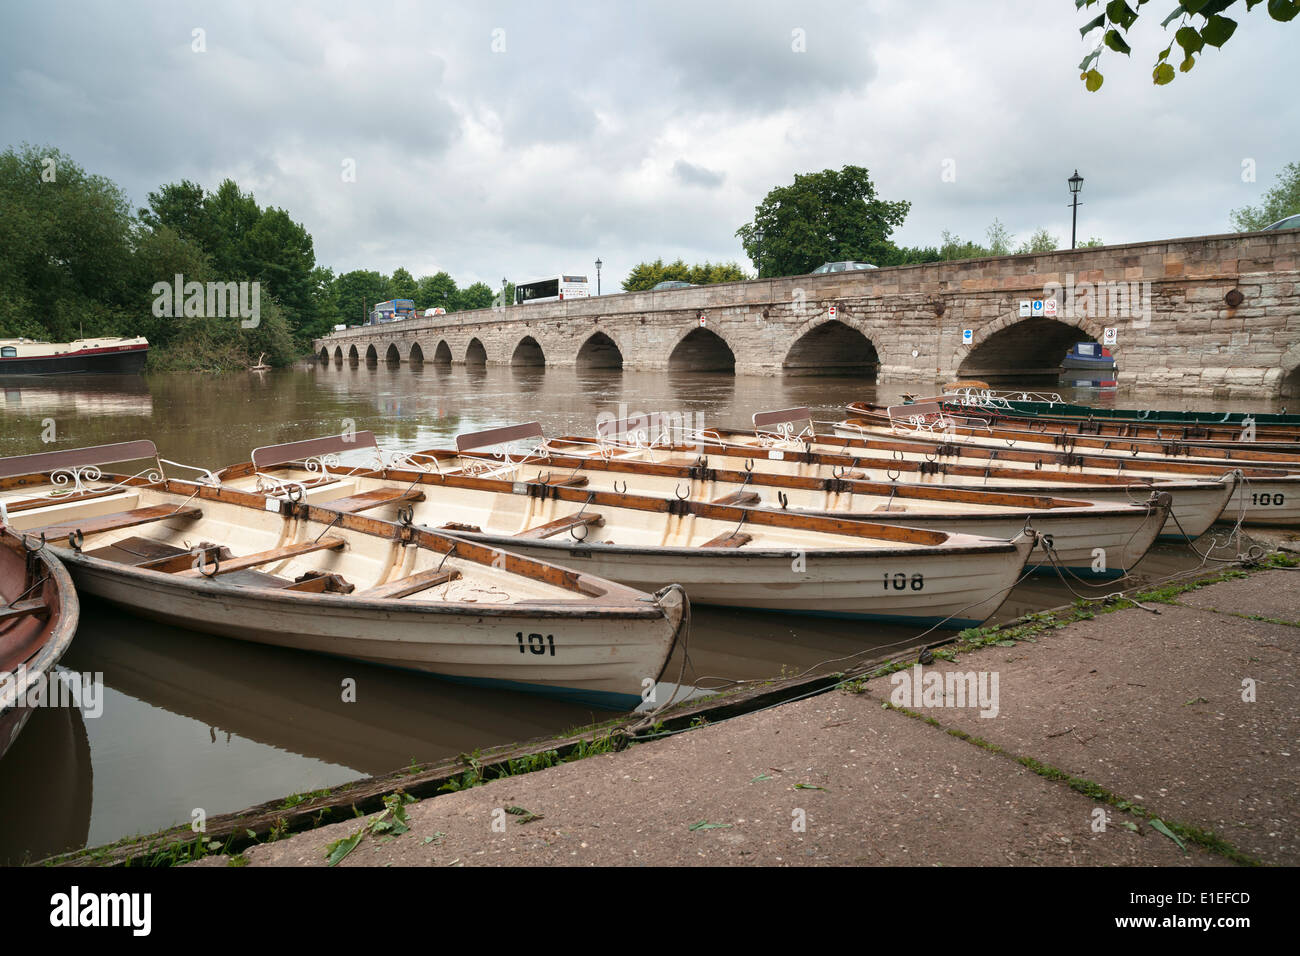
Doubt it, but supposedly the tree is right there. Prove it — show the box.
[736,166,910,277]
[939,231,990,261]
[1079,237,1106,247]
[1231,161,1300,230]
[1017,228,1059,254]
[416,271,457,310]
[389,267,418,302]
[454,281,496,311]
[333,269,389,325]
[985,218,1013,256]
[622,258,749,291]
[1077,0,1298,91]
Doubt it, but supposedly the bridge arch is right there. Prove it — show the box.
[319,347,329,364]
[334,346,343,364]
[958,313,1105,379]
[364,344,379,367]
[433,340,452,366]
[669,327,735,372]
[409,342,424,365]
[347,345,359,366]
[511,336,545,366]
[576,331,623,369]
[783,319,879,377]
[385,343,401,365]
[466,338,487,365]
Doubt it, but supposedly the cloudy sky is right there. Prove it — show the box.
[2,1,1295,290]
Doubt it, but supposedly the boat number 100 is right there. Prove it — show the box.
[517,632,557,656]
[882,572,924,591]
[1251,493,1285,507]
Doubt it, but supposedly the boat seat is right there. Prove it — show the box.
[439,522,483,533]
[0,599,48,625]
[700,531,752,548]
[174,536,345,578]
[33,505,203,542]
[712,490,761,506]
[279,571,355,594]
[322,487,426,514]
[360,567,462,600]
[536,475,589,488]
[517,512,604,539]
[872,504,907,512]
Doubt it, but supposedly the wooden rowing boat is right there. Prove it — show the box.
[952,397,1300,430]
[846,402,1300,461]
[551,412,1240,540]
[391,423,1169,579]
[215,432,1038,630]
[0,524,79,761]
[0,442,686,711]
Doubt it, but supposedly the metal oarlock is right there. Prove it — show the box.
[397,505,414,527]
[68,529,84,554]
[613,480,627,495]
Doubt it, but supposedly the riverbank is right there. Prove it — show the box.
[161,550,1295,868]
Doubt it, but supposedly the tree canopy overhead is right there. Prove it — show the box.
[1077,0,1299,91]
[735,165,910,278]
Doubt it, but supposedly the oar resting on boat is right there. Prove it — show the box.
[216,432,1039,630]
[0,441,687,711]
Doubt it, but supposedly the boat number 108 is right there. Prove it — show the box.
[883,572,924,591]
[517,632,557,656]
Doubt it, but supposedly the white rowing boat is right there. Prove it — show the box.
[0,442,686,711]
[217,432,1038,630]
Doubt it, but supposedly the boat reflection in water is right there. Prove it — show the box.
[0,693,92,865]
[0,374,153,421]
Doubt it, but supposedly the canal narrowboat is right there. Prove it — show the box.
[215,432,1039,630]
[0,442,686,711]
[0,337,149,376]
[0,525,80,761]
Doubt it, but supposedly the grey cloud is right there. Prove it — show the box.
[672,159,725,188]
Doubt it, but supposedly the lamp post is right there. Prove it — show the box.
[753,227,764,278]
[1068,170,1084,250]
[502,277,509,308]
[595,258,602,296]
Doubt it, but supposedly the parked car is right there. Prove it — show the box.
[651,280,695,290]
[1262,214,1300,231]
[811,261,878,274]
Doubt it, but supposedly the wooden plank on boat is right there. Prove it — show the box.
[2,488,128,515]
[135,544,230,573]
[251,432,379,471]
[174,537,345,578]
[517,512,604,539]
[279,571,355,594]
[455,422,544,452]
[360,567,462,600]
[753,407,812,430]
[700,531,752,548]
[323,487,426,514]
[0,599,48,624]
[0,440,158,480]
[711,490,761,506]
[34,505,202,541]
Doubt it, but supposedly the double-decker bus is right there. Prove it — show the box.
[514,275,589,305]
[366,299,416,325]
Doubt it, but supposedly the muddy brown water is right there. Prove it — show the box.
[0,364,1284,862]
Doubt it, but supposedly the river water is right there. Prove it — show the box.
[0,364,1283,862]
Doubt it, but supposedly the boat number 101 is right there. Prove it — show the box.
[883,572,924,591]
[516,632,557,656]
[1251,493,1285,507]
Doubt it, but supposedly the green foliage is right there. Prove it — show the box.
[736,165,910,277]
[621,257,749,291]
[1231,161,1300,231]
[416,271,458,311]
[389,267,418,302]
[985,217,1014,256]
[1077,0,1298,90]
[455,281,496,312]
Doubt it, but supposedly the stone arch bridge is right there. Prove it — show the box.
[315,230,1300,398]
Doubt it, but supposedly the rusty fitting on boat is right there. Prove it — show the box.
[68,530,84,554]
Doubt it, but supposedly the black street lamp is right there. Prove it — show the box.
[1068,170,1084,250]
[753,227,764,278]
[595,258,602,296]
[502,277,509,307]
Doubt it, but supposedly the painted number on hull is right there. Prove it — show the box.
[1251,493,1286,506]
[517,632,556,656]
[883,573,924,591]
